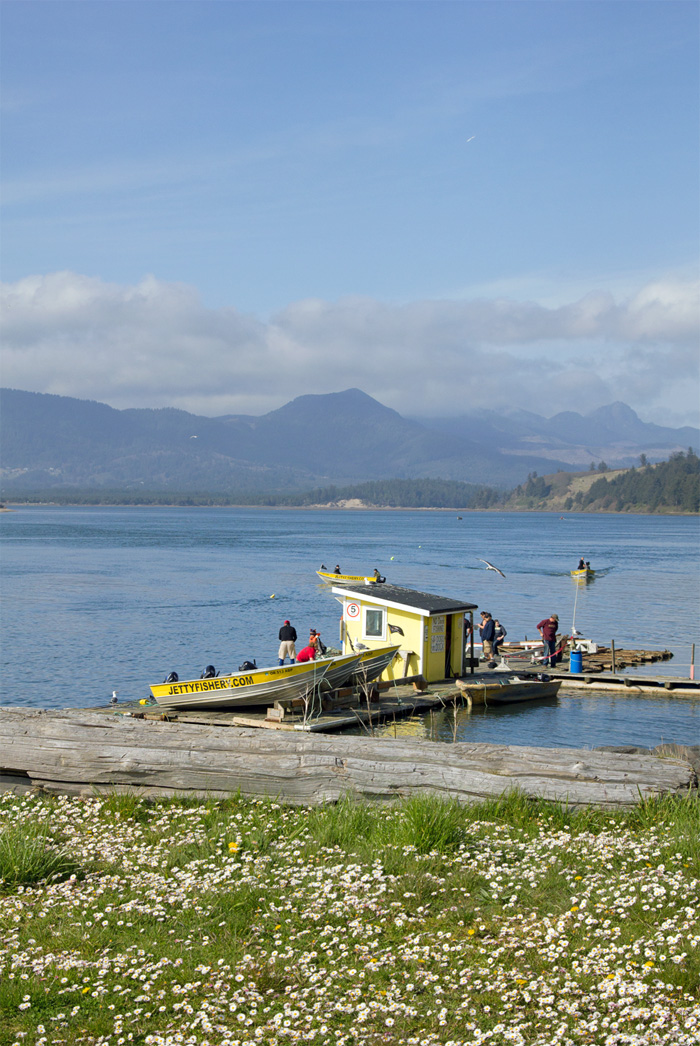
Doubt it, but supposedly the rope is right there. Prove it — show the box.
[529,635,571,664]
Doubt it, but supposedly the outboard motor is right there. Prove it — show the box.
[238,660,257,672]
[164,671,179,684]
[200,665,216,679]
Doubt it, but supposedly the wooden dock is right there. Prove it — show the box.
[493,644,699,697]
[529,673,700,697]
[110,681,460,733]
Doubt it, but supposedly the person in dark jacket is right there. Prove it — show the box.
[537,613,559,667]
[479,612,496,660]
[493,619,507,657]
[278,620,297,665]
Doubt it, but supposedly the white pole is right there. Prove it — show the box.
[571,577,580,639]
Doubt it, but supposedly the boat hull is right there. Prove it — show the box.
[351,644,401,684]
[317,570,377,585]
[571,569,595,579]
[150,661,330,711]
[316,652,362,690]
[462,680,561,705]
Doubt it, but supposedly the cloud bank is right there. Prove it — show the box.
[1,271,698,424]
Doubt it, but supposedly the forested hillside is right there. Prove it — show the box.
[505,451,699,513]
[4,455,698,512]
[576,450,699,513]
[2,478,504,510]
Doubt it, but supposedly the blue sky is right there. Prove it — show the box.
[1,1,698,425]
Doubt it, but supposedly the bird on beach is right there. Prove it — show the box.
[478,558,506,578]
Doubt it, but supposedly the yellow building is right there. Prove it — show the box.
[331,583,478,684]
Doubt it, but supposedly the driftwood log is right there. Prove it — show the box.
[0,707,696,808]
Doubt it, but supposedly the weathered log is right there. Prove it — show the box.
[0,707,696,808]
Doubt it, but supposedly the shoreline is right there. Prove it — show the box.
[1,500,697,515]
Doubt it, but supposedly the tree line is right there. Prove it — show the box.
[2,452,697,512]
[572,449,699,513]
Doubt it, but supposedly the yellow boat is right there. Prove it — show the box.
[570,568,595,579]
[315,651,363,690]
[317,569,380,585]
[350,644,401,683]
[150,660,330,711]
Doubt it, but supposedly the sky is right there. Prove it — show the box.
[1,0,698,425]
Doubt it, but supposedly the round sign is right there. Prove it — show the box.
[346,602,360,619]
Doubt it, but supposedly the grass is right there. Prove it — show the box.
[0,823,81,891]
[0,790,698,1046]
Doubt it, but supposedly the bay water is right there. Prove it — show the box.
[1,506,698,749]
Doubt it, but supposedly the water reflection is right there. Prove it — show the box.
[348,690,699,750]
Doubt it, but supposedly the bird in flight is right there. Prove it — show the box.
[478,558,506,578]
[466,135,476,142]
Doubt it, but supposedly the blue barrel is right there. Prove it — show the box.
[569,649,583,674]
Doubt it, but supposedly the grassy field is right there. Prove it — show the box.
[1,789,698,1046]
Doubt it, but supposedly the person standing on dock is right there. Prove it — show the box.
[493,619,507,657]
[479,611,495,661]
[537,613,560,667]
[278,620,297,665]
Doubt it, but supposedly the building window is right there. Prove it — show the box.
[364,607,385,639]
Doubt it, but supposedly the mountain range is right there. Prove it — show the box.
[1,387,697,493]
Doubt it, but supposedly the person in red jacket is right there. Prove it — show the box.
[296,643,316,663]
[537,613,559,667]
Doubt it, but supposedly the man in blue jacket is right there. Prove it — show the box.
[479,612,496,661]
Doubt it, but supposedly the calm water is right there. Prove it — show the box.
[1,506,698,748]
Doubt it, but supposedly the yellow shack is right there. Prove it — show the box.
[330,583,478,684]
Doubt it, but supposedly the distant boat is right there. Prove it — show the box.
[571,568,595,580]
[317,569,379,585]
[150,660,330,711]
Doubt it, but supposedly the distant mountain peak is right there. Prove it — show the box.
[268,388,403,422]
[588,402,640,423]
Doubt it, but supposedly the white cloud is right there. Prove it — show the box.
[1,271,698,423]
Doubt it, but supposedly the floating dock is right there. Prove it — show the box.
[110,681,459,733]
[521,670,700,697]
[100,658,700,736]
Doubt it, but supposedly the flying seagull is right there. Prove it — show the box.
[478,558,506,578]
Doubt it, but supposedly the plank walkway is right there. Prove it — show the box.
[516,667,700,696]
[106,683,460,733]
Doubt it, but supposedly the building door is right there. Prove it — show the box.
[444,614,453,678]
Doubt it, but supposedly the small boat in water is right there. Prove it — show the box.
[571,568,595,580]
[317,569,379,585]
[457,677,561,706]
[150,660,330,711]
